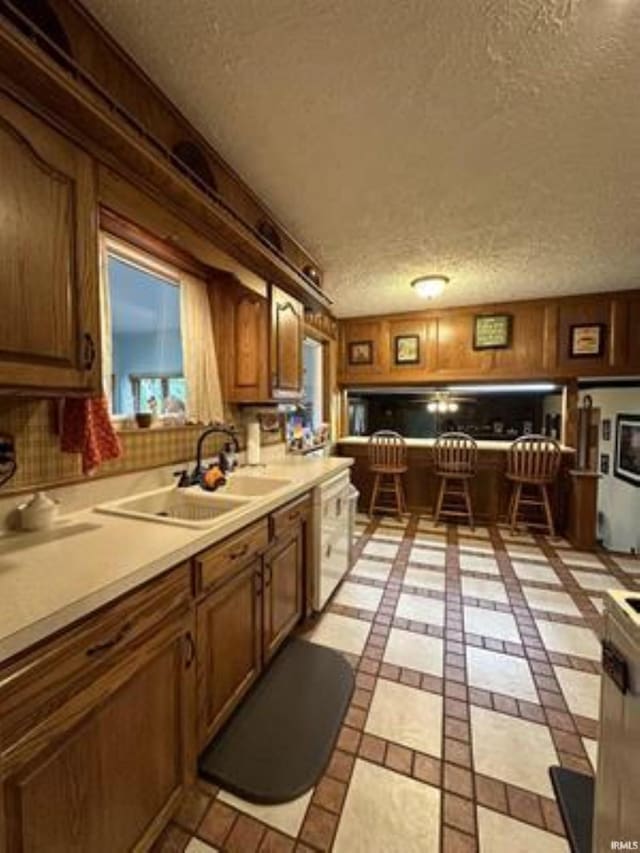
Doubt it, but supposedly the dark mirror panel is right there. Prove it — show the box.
[347,389,564,441]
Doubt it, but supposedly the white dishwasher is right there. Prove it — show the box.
[312,470,353,611]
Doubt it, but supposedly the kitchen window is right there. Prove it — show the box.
[100,235,223,425]
[103,244,186,418]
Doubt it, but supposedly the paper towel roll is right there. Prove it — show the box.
[246,421,261,465]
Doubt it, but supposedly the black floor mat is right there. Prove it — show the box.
[198,638,354,804]
[549,765,594,853]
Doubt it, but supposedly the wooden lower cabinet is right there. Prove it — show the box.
[0,608,195,853]
[196,558,262,747]
[196,501,310,745]
[263,527,304,664]
[0,494,313,851]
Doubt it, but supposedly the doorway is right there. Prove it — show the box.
[303,337,324,431]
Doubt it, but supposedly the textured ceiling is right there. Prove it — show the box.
[82,0,640,317]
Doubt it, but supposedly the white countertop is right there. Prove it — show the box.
[337,436,575,452]
[0,457,352,665]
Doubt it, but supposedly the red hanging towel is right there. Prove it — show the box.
[61,396,122,474]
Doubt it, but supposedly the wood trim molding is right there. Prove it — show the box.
[100,207,212,280]
[0,18,331,310]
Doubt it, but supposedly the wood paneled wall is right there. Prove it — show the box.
[338,290,640,385]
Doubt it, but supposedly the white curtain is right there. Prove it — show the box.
[99,235,113,408]
[180,273,224,424]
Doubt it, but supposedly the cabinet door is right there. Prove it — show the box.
[0,92,100,393]
[227,288,270,402]
[263,526,304,663]
[271,284,303,398]
[1,612,194,853]
[196,559,262,746]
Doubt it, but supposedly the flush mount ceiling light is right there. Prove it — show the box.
[411,275,449,299]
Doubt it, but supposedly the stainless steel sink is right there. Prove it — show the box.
[95,487,250,529]
[219,475,291,497]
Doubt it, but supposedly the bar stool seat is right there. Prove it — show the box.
[368,430,407,518]
[506,435,562,537]
[433,432,478,529]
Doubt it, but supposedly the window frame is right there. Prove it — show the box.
[100,234,187,422]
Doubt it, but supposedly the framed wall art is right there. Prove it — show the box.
[394,334,420,365]
[602,418,611,442]
[614,414,640,487]
[569,323,605,358]
[348,340,373,365]
[473,314,512,350]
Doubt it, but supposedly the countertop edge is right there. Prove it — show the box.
[0,458,353,666]
[336,437,576,453]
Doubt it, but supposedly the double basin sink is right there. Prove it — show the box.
[96,475,292,529]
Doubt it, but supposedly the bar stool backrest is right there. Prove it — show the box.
[434,432,478,475]
[368,430,407,471]
[507,435,562,483]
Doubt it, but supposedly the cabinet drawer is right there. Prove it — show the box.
[271,493,311,539]
[0,563,192,749]
[195,519,269,593]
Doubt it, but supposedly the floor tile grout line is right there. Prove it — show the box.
[175,516,626,853]
[490,526,596,780]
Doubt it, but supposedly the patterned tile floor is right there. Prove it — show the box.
[153,514,639,853]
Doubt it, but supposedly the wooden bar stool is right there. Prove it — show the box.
[506,435,562,537]
[433,432,478,529]
[368,430,408,518]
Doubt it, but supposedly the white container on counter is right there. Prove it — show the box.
[246,421,261,466]
[18,492,59,531]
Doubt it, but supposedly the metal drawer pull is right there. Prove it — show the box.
[230,543,250,560]
[254,569,263,596]
[86,621,133,657]
[82,332,96,371]
[325,543,332,558]
[184,631,196,669]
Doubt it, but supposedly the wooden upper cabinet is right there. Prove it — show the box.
[218,283,270,403]
[270,284,304,398]
[0,92,101,393]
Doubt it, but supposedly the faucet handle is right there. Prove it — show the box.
[173,469,192,488]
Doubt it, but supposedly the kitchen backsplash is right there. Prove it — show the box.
[0,399,283,495]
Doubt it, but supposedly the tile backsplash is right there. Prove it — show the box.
[0,399,282,496]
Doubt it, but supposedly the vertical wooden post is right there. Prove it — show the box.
[562,379,579,449]
[568,471,601,549]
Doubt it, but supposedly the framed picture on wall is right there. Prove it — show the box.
[348,340,373,365]
[569,323,605,358]
[602,418,611,442]
[614,414,640,486]
[600,453,610,475]
[473,314,512,350]
[394,334,420,365]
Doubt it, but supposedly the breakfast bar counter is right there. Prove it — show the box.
[336,436,576,528]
